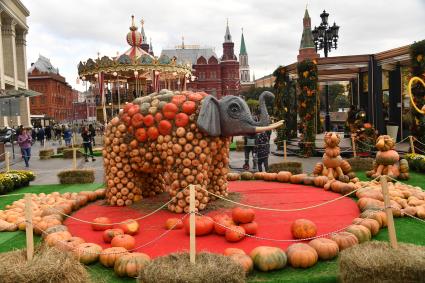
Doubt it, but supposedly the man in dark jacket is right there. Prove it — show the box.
[243,134,257,170]
[256,131,271,172]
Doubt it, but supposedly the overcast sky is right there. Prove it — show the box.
[22,0,425,91]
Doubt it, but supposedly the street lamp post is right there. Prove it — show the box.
[312,10,340,131]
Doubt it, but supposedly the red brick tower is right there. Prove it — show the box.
[297,8,319,62]
[220,20,240,96]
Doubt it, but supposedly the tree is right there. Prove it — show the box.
[319,84,346,111]
[333,95,350,110]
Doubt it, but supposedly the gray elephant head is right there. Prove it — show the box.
[197,91,283,137]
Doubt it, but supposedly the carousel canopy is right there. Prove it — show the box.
[77,15,191,82]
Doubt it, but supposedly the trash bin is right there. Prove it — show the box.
[0,142,4,162]
[386,122,398,142]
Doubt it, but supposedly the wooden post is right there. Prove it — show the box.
[351,135,357,157]
[72,148,77,170]
[380,176,398,249]
[283,140,287,161]
[409,136,415,154]
[24,194,34,261]
[5,151,10,172]
[189,184,196,264]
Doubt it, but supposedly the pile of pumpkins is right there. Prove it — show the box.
[103,90,229,214]
[0,189,105,233]
[164,206,258,243]
[356,180,425,219]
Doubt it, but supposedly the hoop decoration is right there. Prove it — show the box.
[408,76,425,115]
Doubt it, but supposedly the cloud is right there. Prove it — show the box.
[22,0,425,90]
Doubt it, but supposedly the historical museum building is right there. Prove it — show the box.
[28,55,77,122]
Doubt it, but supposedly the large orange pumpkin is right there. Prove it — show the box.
[276,171,292,182]
[54,236,85,252]
[352,218,380,236]
[143,114,155,127]
[182,100,196,115]
[308,238,339,260]
[45,231,72,246]
[240,221,258,235]
[232,207,255,224]
[164,218,183,230]
[175,113,189,127]
[99,247,129,268]
[91,217,112,231]
[117,219,140,235]
[229,254,254,273]
[147,126,159,140]
[214,216,235,235]
[103,228,125,243]
[330,232,358,250]
[74,243,103,265]
[250,246,287,272]
[135,128,147,142]
[286,243,318,268]
[131,113,144,128]
[162,103,178,119]
[345,224,371,243]
[127,104,139,117]
[291,219,317,239]
[171,95,186,106]
[183,215,214,236]
[225,225,246,242]
[114,252,151,278]
[111,234,136,250]
[158,120,172,135]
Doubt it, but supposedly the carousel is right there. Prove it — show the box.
[77,16,193,123]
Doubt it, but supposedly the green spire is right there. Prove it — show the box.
[240,29,247,55]
[300,8,315,49]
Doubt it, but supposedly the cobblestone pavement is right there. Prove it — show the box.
[0,133,410,185]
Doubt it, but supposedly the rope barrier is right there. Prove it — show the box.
[0,192,27,198]
[198,177,379,212]
[195,209,387,242]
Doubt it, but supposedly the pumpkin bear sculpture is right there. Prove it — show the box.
[366,135,409,180]
[103,90,283,213]
[313,132,358,183]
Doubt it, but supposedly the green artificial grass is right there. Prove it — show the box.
[0,173,424,283]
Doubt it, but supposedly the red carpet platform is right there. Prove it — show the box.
[64,181,360,257]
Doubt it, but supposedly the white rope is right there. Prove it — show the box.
[195,209,385,242]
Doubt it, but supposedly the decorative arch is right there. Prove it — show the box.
[208,56,218,64]
[196,56,207,64]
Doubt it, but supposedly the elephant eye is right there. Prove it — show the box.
[229,103,240,113]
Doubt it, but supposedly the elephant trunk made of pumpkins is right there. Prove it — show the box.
[366,135,409,180]
[102,90,283,213]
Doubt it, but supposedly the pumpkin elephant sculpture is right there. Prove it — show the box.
[103,90,283,213]
[313,132,358,183]
[366,135,409,180]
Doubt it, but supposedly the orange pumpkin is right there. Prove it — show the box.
[183,215,214,236]
[164,218,183,230]
[117,219,140,235]
[290,174,308,184]
[143,114,155,127]
[154,112,163,122]
[345,224,371,243]
[91,217,112,231]
[99,247,129,268]
[330,232,358,250]
[214,216,235,235]
[224,248,246,256]
[250,246,287,272]
[103,228,125,243]
[74,243,103,265]
[225,225,246,242]
[352,218,380,236]
[276,171,292,182]
[240,221,258,235]
[111,234,136,250]
[229,254,254,273]
[135,128,147,142]
[361,210,388,228]
[158,120,172,135]
[188,93,203,102]
[127,104,140,117]
[308,238,339,260]
[313,176,329,187]
[147,126,159,140]
[131,113,144,128]
[114,252,151,278]
[171,95,187,106]
[286,243,318,268]
[162,103,178,119]
[291,219,317,239]
[45,231,72,246]
[55,236,85,252]
[175,113,189,127]
[182,101,196,115]
[232,207,255,224]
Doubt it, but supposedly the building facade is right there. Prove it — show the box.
[0,0,31,127]
[28,55,77,122]
[161,22,240,98]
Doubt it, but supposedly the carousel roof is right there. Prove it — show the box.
[77,16,191,81]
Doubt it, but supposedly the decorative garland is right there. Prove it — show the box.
[297,60,318,157]
[410,40,425,153]
[273,66,297,148]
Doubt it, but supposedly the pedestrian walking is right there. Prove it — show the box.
[81,126,96,162]
[45,125,52,141]
[89,124,96,146]
[256,130,271,172]
[37,127,45,146]
[243,134,257,170]
[17,128,32,167]
[63,126,72,146]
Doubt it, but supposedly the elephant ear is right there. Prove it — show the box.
[197,95,221,136]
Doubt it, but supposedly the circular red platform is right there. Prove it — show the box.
[64,181,360,257]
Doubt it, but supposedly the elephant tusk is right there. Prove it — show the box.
[255,120,284,133]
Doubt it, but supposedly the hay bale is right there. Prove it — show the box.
[62,149,83,159]
[339,241,425,283]
[268,161,303,174]
[57,169,95,184]
[347,157,374,171]
[39,149,54,160]
[0,245,90,283]
[138,252,245,283]
[56,146,70,155]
